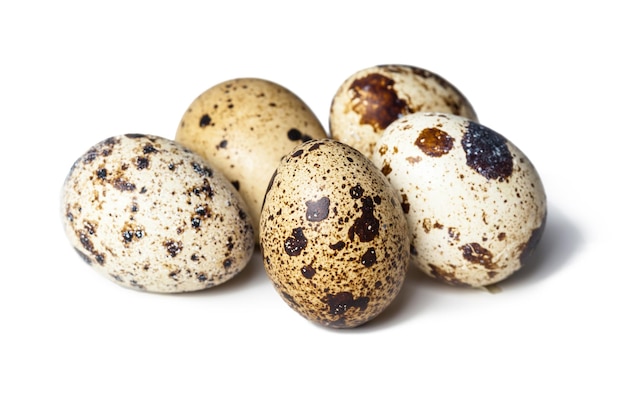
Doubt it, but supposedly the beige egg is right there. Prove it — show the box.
[330,64,478,159]
[175,78,327,242]
[371,112,547,288]
[61,133,255,293]
[260,138,410,328]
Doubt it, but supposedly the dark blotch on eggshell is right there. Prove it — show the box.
[361,247,377,267]
[284,227,307,256]
[327,292,370,315]
[306,197,330,222]
[415,127,454,157]
[462,121,513,181]
[349,73,410,132]
[348,196,379,242]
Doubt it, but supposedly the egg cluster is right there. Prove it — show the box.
[61,64,547,328]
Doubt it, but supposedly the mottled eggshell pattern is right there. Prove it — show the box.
[260,138,410,328]
[61,134,255,293]
[371,113,547,288]
[175,78,328,242]
[330,64,478,159]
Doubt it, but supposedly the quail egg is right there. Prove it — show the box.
[61,133,255,293]
[371,113,547,287]
[260,138,410,328]
[175,77,327,242]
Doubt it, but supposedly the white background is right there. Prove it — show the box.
[2,1,624,416]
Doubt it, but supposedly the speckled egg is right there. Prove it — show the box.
[61,133,255,293]
[371,112,547,288]
[330,64,478,159]
[260,138,410,328]
[175,78,327,242]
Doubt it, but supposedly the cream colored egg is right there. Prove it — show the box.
[175,78,327,242]
[330,64,478,159]
[260,138,410,328]
[61,134,255,293]
[371,113,547,288]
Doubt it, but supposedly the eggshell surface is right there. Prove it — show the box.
[260,138,410,328]
[330,64,478,159]
[175,78,327,242]
[371,113,547,288]
[61,134,255,293]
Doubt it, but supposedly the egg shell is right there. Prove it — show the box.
[330,64,478,159]
[61,134,255,293]
[371,112,547,288]
[175,78,328,242]
[260,138,410,328]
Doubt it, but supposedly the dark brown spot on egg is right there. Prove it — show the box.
[129,280,146,291]
[287,128,304,141]
[164,240,183,257]
[461,242,497,269]
[218,140,228,149]
[281,291,297,306]
[519,213,547,266]
[400,194,410,214]
[284,227,307,256]
[361,247,377,267]
[308,142,322,151]
[415,127,454,157]
[96,168,107,179]
[429,264,472,287]
[112,177,136,192]
[327,292,370,315]
[192,179,214,199]
[143,144,158,154]
[136,156,149,170]
[200,114,211,127]
[122,224,144,244]
[75,228,105,265]
[301,264,316,278]
[192,162,213,177]
[291,149,304,158]
[349,73,410,131]
[381,162,392,176]
[306,196,330,222]
[191,204,211,229]
[462,121,513,181]
[348,196,379,242]
[448,227,460,241]
[329,241,346,251]
[350,184,364,199]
